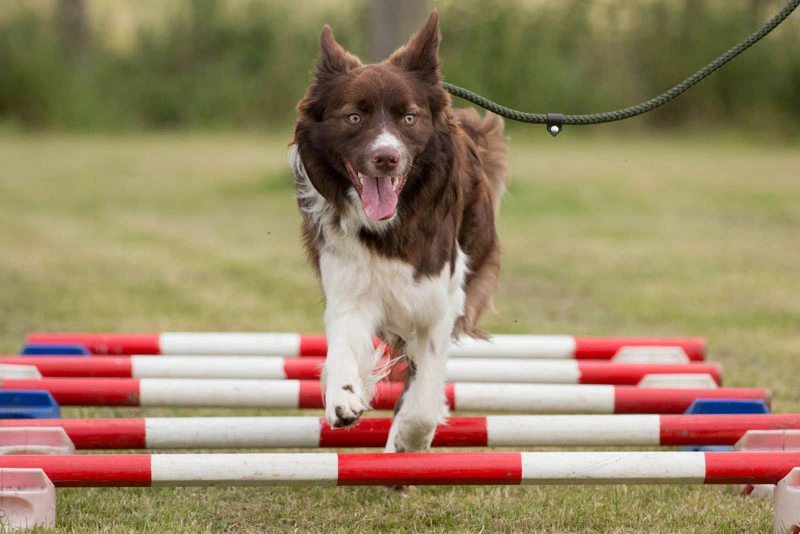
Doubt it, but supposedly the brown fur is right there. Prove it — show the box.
[292,11,508,340]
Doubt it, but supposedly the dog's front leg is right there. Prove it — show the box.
[384,325,451,453]
[319,249,383,428]
[322,302,382,428]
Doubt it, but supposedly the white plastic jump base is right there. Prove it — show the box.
[25,332,707,360]
[0,365,41,379]
[775,467,800,533]
[4,414,800,450]
[0,468,55,531]
[610,346,692,363]
[637,373,718,389]
[0,356,722,385]
[735,430,800,502]
[0,428,75,456]
[0,378,769,413]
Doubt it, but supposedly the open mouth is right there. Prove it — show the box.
[342,158,407,221]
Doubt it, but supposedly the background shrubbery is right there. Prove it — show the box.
[1,0,798,134]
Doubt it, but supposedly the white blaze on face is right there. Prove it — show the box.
[369,130,406,160]
[360,128,408,221]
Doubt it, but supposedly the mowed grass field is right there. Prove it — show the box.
[0,130,799,532]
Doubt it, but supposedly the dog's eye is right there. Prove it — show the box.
[346,113,361,124]
[403,114,416,125]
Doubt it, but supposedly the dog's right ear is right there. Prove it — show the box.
[316,25,362,77]
[298,26,362,122]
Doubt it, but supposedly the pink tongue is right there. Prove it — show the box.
[361,176,398,220]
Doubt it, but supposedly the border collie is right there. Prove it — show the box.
[289,10,508,454]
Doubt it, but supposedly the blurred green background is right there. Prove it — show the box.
[2,0,799,136]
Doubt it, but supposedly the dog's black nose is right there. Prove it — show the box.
[371,147,400,172]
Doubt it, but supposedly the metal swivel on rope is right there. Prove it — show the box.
[546,114,563,137]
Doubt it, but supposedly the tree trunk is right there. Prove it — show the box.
[57,0,89,62]
[370,0,430,63]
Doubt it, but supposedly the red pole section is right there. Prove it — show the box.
[573,337,705,360]
[304,383,455,411]
[26,333,160,355]
[0,356,133,378]
[575,362,720,385]
[0,455,152,487]
[659,414,800,446]
[0,378,142,406]
[0,418,147,449]
[613,387,769,414]
[318,417,489,448]
[318,418,392,448]
[337,452,522,486]
[298,334,330,356]
[704,452,800,484]
[284,357,324,379]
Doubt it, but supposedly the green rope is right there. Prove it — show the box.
[443,0,799,127]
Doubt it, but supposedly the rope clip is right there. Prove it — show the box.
[547,113,563,137]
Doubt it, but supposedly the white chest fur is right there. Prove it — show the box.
[289,144,467,343]
[319,236,467,343]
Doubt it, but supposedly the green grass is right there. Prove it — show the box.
[0,131,799,532]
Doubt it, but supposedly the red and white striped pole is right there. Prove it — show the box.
[25,332,706,360]
[0,356,722,385]
[0,378,768,412]
[0,452,798,487]
[3,414,799,450]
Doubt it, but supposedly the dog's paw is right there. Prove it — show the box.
[326,382,368,428]
[388,412,440,453]
[392,434,433,454]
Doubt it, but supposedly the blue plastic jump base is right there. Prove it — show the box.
[683,398,771,452]
[20,342,91,356]
[0,391,61,419]
[684,398,770,415]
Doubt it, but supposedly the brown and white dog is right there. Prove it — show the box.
[289,11,508,454]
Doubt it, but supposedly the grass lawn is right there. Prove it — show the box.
[0,130,798,532]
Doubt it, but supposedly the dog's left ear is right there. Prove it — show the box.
[388,10,441,83]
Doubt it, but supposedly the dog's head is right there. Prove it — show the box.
[294,11,450,223]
